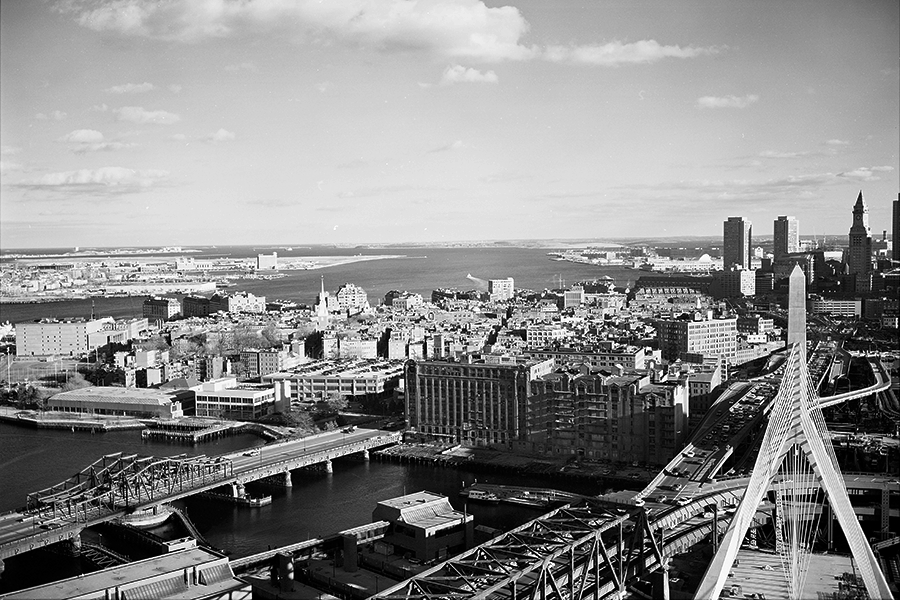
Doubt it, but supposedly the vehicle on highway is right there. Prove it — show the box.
[243,449,261,457]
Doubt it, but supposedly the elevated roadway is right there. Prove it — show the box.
[0,427,400,560]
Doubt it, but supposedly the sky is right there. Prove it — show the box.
[1,0,897,249]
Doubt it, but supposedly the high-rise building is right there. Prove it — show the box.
[773,215,800,260]
[892,193,899,264]
[847,191,873,291]
[723,217,752,269]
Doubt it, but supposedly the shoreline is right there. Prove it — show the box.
[0,254,409,306]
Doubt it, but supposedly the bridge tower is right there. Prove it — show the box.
[693,342,891,599]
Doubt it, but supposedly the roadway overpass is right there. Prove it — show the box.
[0,428,400,561]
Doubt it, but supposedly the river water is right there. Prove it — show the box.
[0,423,610,593]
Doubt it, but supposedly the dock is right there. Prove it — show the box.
[460,483,587,508]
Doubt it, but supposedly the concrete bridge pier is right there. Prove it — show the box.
[276,470,292,487]
[362,449,370,461]
[229,482,247,498]
[324,459,333,474]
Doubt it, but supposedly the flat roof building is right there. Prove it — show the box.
[262,358,404,402]
[47,386,188,419]
[16,317,116,357]
[1,547,248,600]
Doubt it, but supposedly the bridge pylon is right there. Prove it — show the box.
[694,343,892,599]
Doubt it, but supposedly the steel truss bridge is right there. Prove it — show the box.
[0,429,401,560]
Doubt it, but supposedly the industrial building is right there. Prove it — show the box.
[404,356,554,447]
[46,386,189,419]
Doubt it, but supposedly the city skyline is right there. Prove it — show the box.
[1,0,898,249]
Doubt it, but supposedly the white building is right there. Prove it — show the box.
[488,278,515,301]
[194,377,278,420]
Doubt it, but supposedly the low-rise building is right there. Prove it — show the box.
[16,317,116,357]
[143,296,181,322]
[262,358,404,402]
[372,491,473,562]
[194,377,278,420]
[47,386,188,419]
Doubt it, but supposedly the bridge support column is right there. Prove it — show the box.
[827,502,834,550]
[229,482,246,498]
[279,470,292,487]
[0,558,4,577]
[60,535,83,557]
[362,449,370,461]
[324,459,333,474]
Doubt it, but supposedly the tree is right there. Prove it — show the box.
[61,371,92,392]
[325,391,348,414]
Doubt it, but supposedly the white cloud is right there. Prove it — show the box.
[35,110,67,120]
[440,64,498,85]
[105,82,155,94]
[1,146,21,156]
[0,160,24,174]
[696,94,759,109]
[60,129,105,144]
[758,150,809,159]
[825,139,850,146]
[56,0,719,68]
[91,103,109,112]
[170,133,187,141]
[115,106,180,124]
[168,84,183,93]
[20,167,168,188]
[207,128,235,142]
[838,166,894,181]
[544,40,722,66]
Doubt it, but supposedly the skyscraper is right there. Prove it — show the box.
[723,216,752,269]
[773,215,799,260]
[847,191,872,278]
[893,193,899,264]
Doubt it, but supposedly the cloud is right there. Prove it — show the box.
[838,166,894,181]
[825,139,850,146]
[105,82,155,94]
[170,133,187,141]
[15,167,169,193]
[1,146,21,156]
[544,40,722,66]
[619,165,897,205]
[758,150,810,159]
[35,110,67,120]
[428,140,466,153]
[91,103,109,112]
[168,84,183,93]
[440,64,498,85]
[57,129,136,152]
[115,106,180,124]
[60,129,105,144]
[57,0,719,68]
[224,61,259,72]
[696,94,759,109]
[0,160,24,174]
[206,128,235,142]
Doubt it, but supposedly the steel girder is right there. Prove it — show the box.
[373,503,633,600]
[25,452,232,522]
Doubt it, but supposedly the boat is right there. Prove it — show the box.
[466,490,501,504]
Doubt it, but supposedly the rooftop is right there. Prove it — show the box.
[49,386,181,406]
